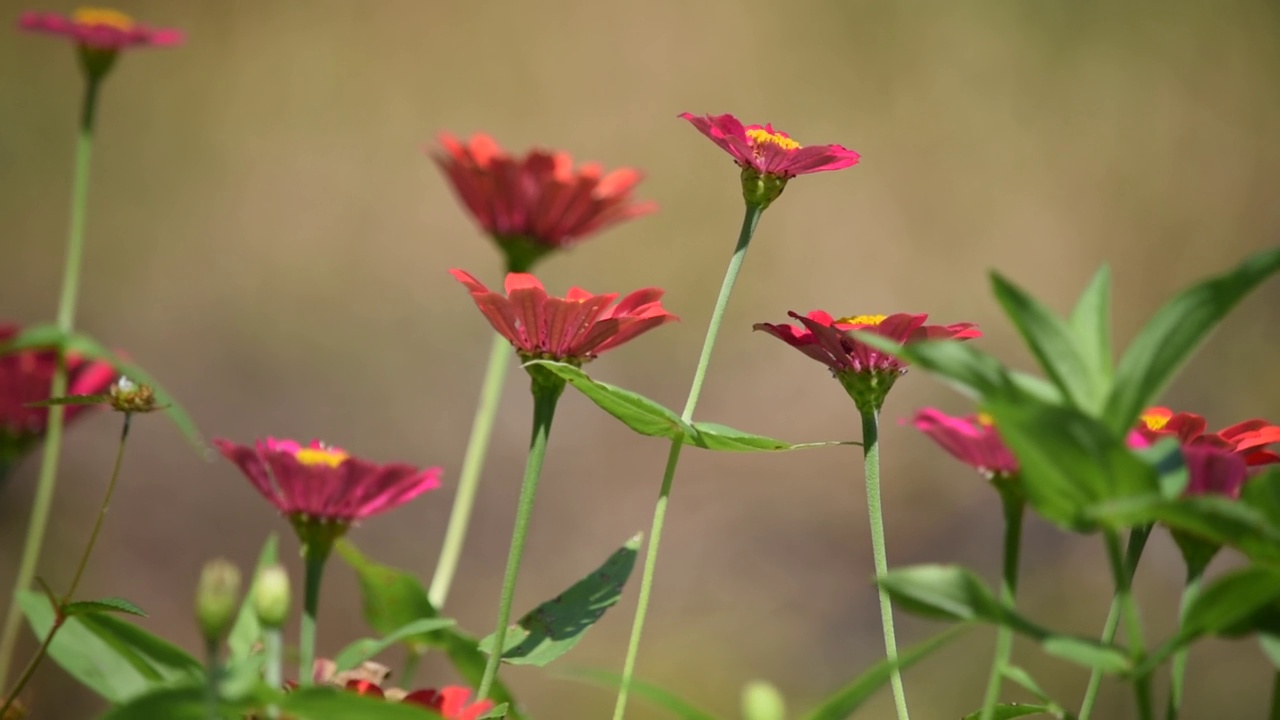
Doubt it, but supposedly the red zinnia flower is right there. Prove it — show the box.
[1,323,116,472]
[403,687,495,720]
[1136,407,1280,467]
[680,112,860,208]
[18,8,183,50]
[451,269,677,365]
[912,408,1018,481]
[432,132,656,271]
[755,311,980,412]
[214,438,442,532]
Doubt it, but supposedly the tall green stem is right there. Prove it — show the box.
[861,408,910,720]
[477,378,562,699]
[204,639,221,720]
[1166,566,1205,720]
[1105,530,1153,720]
[428,332,512,610]
[298,544,328,685]
[263,627,283,719]
[1079,525,1151,720]
[612,204,763,720]
[1270,669,1280,720]
[0,74,103,689]
[978,488,1025,720]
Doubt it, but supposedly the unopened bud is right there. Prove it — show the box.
[253,564,291,628]
[195,558,241,644]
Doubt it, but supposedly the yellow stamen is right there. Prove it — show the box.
[73,8,135,30]
[835,314,887,326]
[1140,413,1169,431]
[294,447,349,468]
[746,128,801,152]
[976,412,996,427]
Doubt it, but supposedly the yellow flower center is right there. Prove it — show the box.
[1140,412,1169,431]
[835,314,887,326]
[746,128,801,152]
[294,447,349,468]
[73,8,135,30]
[976,412,996,427]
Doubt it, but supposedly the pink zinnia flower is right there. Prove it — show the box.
[403,687,496,720]
[755,311,980,411]
[214,438,442,532]
[1,323,116,473]
[451,269,677,365]
[432,132,656,271]
[1136,407,1280,467]
[912,408,1018,481]
[18,8,183,50]
[680,112,860,208]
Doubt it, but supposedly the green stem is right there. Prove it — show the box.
[298,544,328,686]
[477,380,562,699]
[1079,525,1151,720]
[0,74,103,689]
[978,488,1025,720]
[1166,566,1205,720]
[0,612,61,719]
[428,331,512,610]
[1271,669,1280,720]
[63,414,132,605]
[263,627,282,718]
[1105,530,1152,720]
[205,639,220,720]
[612,204,763,720]
[862,408,910,720]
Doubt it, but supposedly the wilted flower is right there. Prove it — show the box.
[912,408,1018,484]
[754,311,980,412]
[433,132,656,271]
[679,112,860,208]
[451,269,678,366]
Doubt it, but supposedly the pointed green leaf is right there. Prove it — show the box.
[1069,265,1113,390]
[100,683,274,720]
[64,597,146,618]
[526,360,692,439]
[280,686,461,718]
[20,590,203,703]
[1180,566,1280,639]
[1002,665,1066,711]
[0,323,65,353]
[561,668,720,720]
[962,704,1059,720]
[1040,635,1130,674]
[801,625,968,720]
[991,272,1100,411]
[228,534,279,663]
[742,680,786,720]
[1259,633,1280,669]
[478,704,510,719]
[1105,247,1280,433]
[334,617,456,672]
[480,533,641,666]
[687,422,853,452]
[64,332,206,454]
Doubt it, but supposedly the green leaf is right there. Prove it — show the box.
[1105,496,1280,567]
[801,625,968,720]
[1068,265,1114,390]
[480,533,641,666]
[1179,566,1280,639]
[0,323,65,353]
[984,396,1157,532]
[64,597,146,618]
[687,422,852,452]
[1040,636,1130,674]
[526,360,692,440]
[479,704,510,719]
[1104,247,1280,433]
[99,683,273,720]
[1002,664,1068,713]
[227,533,279,663]
[280,686,455,718]
[334,617,457,672]
[20,590,203,703]
[64,332,207,454]
[1259,633,1280,669]
[742,680,786,720]
[962,704,1060,720]
[991,272,1101,412]
[561,668,720,720]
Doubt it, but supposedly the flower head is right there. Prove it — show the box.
[0,323,116,474]
[403,687,495,720]
[18,8,183,49]
[433,132,656,271]
[214,437,442,547]
[451,269,677,366]
[912,408,1018,482]
[755,311,980,411]
[679,113,860,208]
[1137,407,1280,467]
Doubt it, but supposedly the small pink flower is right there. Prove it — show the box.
[432,132,656,270]
[680,113,861,178]
[1137,407,1280,467]
[214,438,442,527]
[1,323,116,469]
[18,8,183,50]
[451,269,677,364]
[403,686,495,720]
[912,408,1018,480]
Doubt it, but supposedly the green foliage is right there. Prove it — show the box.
[227,534,278,663]
[63,597,146,618]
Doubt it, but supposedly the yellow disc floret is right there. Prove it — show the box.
[73,7,135,30]
[1139,412,1170,431]
[746,128,801,152]
[976,412,996,427]
[835,314,887,326]
[294,446,349,468]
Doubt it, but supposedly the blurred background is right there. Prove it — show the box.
[3,1,1280,717]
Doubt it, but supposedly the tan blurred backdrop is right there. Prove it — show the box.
[3,1,1280,718]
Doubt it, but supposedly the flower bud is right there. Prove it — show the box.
[108,376,159,414]
[195,558,241,644]
[253,564,291,628]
